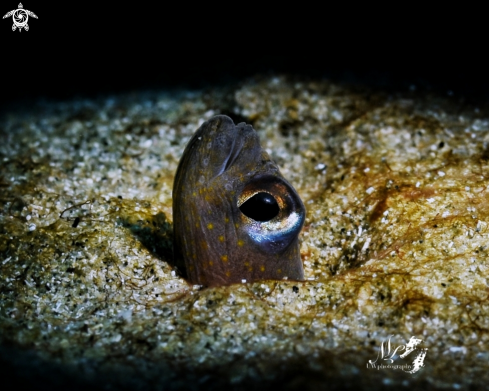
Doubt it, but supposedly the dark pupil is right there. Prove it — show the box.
[239,192,280,222]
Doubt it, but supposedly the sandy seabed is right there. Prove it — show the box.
[1,76,488,390]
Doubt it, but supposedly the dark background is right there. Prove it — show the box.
[1,3,488,109]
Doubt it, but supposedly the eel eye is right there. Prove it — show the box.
[237,176,305,254]
[239,192,279,222]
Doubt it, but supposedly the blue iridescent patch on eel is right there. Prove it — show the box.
[173,115,305,287]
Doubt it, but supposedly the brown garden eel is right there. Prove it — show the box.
[173,115,305,287]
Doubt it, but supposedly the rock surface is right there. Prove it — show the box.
[1,76,488,389]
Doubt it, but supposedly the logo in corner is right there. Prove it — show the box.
[3,3,37,32]
[367,335,428,374]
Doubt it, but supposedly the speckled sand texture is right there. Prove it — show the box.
[1,76,489,389]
